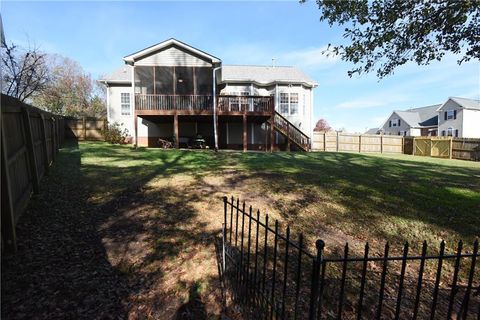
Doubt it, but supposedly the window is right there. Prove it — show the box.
[441,130,446,136]
[447,127,453,136]
[445,110,456,120]
[290,93,299,115]
[280,93,289,114]
[392,118,398,127]
[121,93,130,115]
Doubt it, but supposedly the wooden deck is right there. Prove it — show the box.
[135,94,274,116]
[133,94,310,152]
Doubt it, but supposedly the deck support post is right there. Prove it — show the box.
[174,114,179,149]
[134,112,138,148]
[286,122,291,152]
[243,114,247,152]
[270,115,275,152]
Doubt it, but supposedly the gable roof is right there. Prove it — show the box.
[123,38,221,64]
[437,97,480,111]
[221,65,317,87]
[381,104,440,129]
[99,66,132,84]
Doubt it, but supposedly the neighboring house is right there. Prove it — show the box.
[364,128,379,135]
[437,97,480,138]
[99,38,317,151]
[378,97,480,138]
[379,104,440,136]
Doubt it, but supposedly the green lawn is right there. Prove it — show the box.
[3,140,479,319]
[79,141,480,252]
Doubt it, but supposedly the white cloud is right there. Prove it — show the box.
[281,46,339,70]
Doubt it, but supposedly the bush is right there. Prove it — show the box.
[103,122,130,144]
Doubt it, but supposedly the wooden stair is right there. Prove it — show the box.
[270,111,310,151]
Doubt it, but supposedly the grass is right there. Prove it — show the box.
[2,140,479,319]
[80,141,480,252]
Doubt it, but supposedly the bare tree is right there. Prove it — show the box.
[1,43,50,101]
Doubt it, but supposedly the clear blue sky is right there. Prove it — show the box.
[3,1,479,132]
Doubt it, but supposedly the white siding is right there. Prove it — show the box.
[107,85,134,137]
[380,112,413,136]
[134,46,212,67]
[462,109,480,138]
[437,100,463,136]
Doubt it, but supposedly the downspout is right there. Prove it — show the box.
[212,65,221,151]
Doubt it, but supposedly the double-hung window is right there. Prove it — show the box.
[289,93,299,115]
[446,110,455,120]
[121,93,131,115]
[447,127,453,136]
[280,93,289,115]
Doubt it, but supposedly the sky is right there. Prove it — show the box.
[2,1,479,132]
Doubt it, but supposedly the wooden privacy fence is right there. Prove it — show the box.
[1,94,64,253]
[64,117,106,141]
[312,132,403,154]
[405,137,480,161]
[221,197,480,320]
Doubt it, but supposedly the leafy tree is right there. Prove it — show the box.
[1,43,50,101]
[314,118,332,131]
[33,55,106,117]
[308,0,480,78]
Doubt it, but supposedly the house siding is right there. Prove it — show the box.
[380,112,412,136]
[462,109,480,138]
[437,100,463,137]
[134,46,212,67]
[107,84,134,137]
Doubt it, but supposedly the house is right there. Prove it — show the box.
[436,97,480,138]
[99,38,317,151]
[364,128,379,135]
[378,97,480,138]
[379,104,440,136]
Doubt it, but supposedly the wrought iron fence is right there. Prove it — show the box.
[220,196,479,319]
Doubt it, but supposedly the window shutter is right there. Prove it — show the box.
[444,111,447,120]
[454,110,457,119]
[389,120,392,127]
[398,119,401,126]
[442,130,445,136]
[455,129,458,137]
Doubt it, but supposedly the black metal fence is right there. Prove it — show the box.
[220,196,479,319]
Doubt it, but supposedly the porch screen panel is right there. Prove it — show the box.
[195,67,213,95]
[135,66,154,94]
[175,67,194,95]
[155,66,174,94]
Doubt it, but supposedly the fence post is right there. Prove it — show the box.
[21,108,40,194]
[308,239,325,320]
[412,137,416,156]
[380,135,383,153]
[358,135,362,153]
[1,123,17,254]
[336,131,339,152]
[51,118,57,162]
[40,113,50,172]
[401,137,404,154]
[323,132,328,151]
[449,138,453,159]
[82,117,87,140]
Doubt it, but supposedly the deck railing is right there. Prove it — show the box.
[135,94,213,111]
[217,95,274,113]
[134,94,274,113]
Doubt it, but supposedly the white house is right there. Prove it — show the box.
[378,97,480,138]
[99,38,317,151]
[436,97,480,138]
